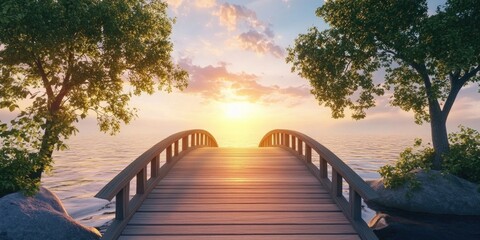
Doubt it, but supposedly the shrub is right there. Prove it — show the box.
[0,147,41,197]
[379,126,480,191]
[378,139,434,191]
[443,126,480,184]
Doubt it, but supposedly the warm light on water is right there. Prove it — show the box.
[41,130,421,230]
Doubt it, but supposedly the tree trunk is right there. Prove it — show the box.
[429,108,449,170]
[30,119,57,180]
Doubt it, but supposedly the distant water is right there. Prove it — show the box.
[41,131,423,231]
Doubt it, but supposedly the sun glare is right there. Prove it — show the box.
[222,102,255,119]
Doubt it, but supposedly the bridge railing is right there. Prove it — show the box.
[95,129,218,240]
[259,129,379,240]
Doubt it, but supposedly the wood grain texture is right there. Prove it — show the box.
[119,147,359,240]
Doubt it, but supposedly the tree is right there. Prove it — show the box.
[287,0,480,170]
[0,0,188,195]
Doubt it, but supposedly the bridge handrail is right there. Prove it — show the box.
[259,129,378,240]
[95,129,218,240]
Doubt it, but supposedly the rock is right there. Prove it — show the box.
[0,187,101,240]
[369,210,480,240]
[367,170,480,215]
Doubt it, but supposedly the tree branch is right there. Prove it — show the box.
[410,61,442,113]
[459,65,480,84]
[442,65,480,119]
[34,59,54,100]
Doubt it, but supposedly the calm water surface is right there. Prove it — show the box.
[41,131,422,230]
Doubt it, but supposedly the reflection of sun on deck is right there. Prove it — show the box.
[96,130,379,240]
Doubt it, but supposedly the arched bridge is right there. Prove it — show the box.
[96,129,379,240]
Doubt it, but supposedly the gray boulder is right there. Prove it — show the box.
[369,211,480,240]
[367,170,480,215]
[0,187,101,240]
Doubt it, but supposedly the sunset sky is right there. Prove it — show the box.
[1,0,479,147]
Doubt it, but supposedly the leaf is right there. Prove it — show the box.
[8,105,16,112]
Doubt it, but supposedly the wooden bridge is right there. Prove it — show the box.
[96,129,379,240]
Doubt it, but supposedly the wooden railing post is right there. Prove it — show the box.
[136,168,146,194]
[174,140,179,156]
[297,139,303,156]
[166,145,172,163]
[182,136,188,151]
[291,136,296,151]
[320,157,328,179]
[305,145,312,163]
[286,134,290,148]
[350,187,362,220]
[151,156,159,178]
[332,169,343,197]
[115,185,129,221]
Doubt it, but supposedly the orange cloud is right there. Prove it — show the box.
[179,59,309,105]
[195,0,216,8]
[215,3,261,31]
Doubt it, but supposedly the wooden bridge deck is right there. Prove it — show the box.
[118,147,360,240]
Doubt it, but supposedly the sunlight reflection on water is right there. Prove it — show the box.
[42,131,420,230]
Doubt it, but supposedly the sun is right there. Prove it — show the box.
[222,102,255,119]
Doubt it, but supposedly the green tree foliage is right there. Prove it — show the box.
[287,0,480,170]
[0,0,188,196]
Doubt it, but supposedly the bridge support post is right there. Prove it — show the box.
[166,145,172,163]
[174,140,179,156]
[349,187,362,220]
[115,185,130,221]
[136,168,147,194]
[297,139,303,156]
[332,169,343,197]
[305,145,312,163]
[320,157,328,179]
[151,156,159,178]
[182,137,188,151]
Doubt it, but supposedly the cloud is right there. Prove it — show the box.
[179,58,309,104]
[166,0,216,11]
[214,3,285,58]
[166,0,184,10]
[195,0,216,8]
[237,30,285,58]
[215,3,261,31]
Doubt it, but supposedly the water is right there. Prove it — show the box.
[41,131,423,231]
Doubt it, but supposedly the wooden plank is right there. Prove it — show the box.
[155,182,324,187]
[151,187,328,194]
[138,203,341,212]
[128,212,350,225]
[146,193,332,199]
[142,198,336,204]
[119,235,361,240]
[122,224,357,235]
